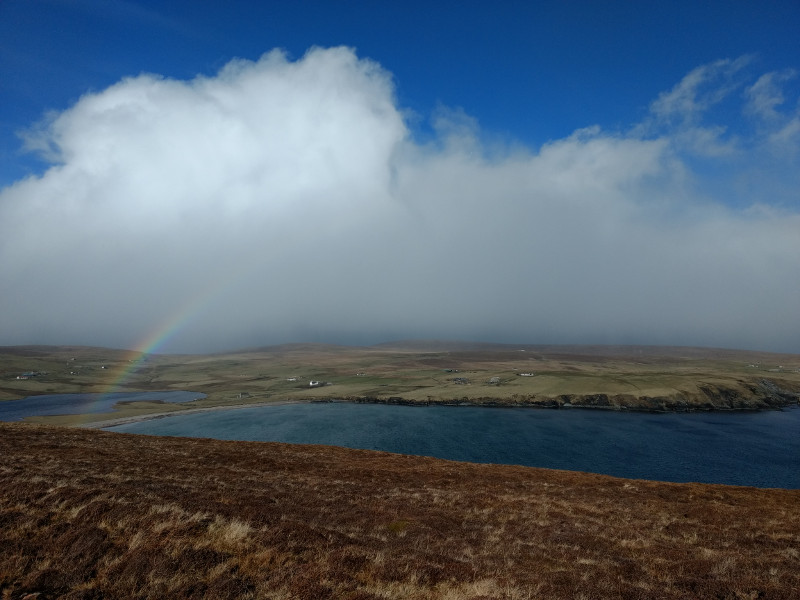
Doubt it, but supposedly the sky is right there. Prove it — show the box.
[0,1,799,355]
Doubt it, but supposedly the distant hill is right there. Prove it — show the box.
[371,339,800,360]
[0,344,135,357]
[3,340,797,360]
[3,341,799,410]
[236,342,369,354]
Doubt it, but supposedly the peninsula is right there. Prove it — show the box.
[2,342,799,426]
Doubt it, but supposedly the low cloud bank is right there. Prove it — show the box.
[1,47,798,353]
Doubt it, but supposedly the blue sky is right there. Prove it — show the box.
[3,0,798,183]
[1,1,799,353]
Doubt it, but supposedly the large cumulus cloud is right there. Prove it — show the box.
[1,47,798,353]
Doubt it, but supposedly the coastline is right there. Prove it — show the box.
[76,391,800,431]
[80,399,309,430]
[4,344,798,429]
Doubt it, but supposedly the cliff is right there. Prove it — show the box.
[326,377,800,412]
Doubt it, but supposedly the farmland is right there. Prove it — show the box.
[2,342,799,426]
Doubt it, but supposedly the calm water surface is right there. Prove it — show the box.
[108,403,800,489]
[0,391,203,421]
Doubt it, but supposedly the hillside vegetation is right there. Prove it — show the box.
[1,422,799,599]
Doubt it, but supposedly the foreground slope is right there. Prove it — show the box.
[1,423,798,599]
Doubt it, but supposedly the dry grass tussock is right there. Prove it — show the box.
[1,423,798,599]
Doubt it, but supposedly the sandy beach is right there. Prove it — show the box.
[79,399,309,430]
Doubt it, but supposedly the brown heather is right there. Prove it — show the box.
[1,422,798,599]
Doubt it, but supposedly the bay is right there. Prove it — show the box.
[0,391,203,421]
[108,402,800,489]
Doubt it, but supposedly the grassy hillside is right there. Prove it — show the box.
[1,343,799,425]
[1,422,798,599]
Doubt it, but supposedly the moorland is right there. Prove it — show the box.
[2,343,800,599]
[1,422,799,599]
[1,342,799,426]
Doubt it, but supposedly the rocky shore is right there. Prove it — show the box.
[314,378,800,413]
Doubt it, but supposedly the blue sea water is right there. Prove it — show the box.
[0,391,203,421]
[108,402,800,489]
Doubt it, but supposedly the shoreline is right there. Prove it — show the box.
[75,393,800,431]
[79,399,310,429]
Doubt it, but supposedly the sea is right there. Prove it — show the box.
[100,401,800,489]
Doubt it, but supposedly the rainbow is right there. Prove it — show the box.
[78,268,246,421]
[104,310,196,391]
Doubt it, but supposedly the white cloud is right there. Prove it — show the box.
[742,69,800,158]
[649,56,752,124]
[745,69,796,121]
[768,114,800,155]
[1,49,798,353]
